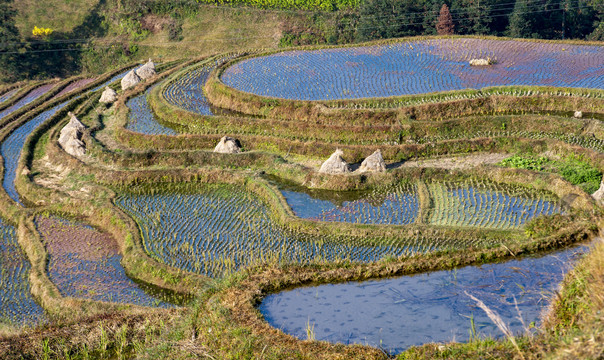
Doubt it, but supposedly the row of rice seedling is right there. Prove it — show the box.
[35,215,170,307]
[0,84,55,121]
[331,87,604,110]
[427,180,563,230]
[1,103,69,205]
[125,83,178,136]
[0,89,18,104]
[0,217,46,327]
[163,54,241,116]
[280,179,562,230]
[220,39,603,101]
[1,67,136,205]
[53,78,96,99]
[114,184,493,278]
[281,182,420,225]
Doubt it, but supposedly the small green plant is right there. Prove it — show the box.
[306,318,316,341]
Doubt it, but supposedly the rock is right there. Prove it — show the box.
[359,149,386,172]
[574,111,583,118]
[319,149,350,174]
[214,136,242,154]
[99,86,118,104]
[121,69,141,90]
[469,58,494,66]
[592,178,604,205]
[136,58,156,80]
[58,112,86,157]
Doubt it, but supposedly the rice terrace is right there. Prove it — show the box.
[0,0,603,356]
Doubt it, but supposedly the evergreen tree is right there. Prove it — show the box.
[436,4,455,34]
[508,0,536,38]
[357,0,425,41]
[0,0,20,80]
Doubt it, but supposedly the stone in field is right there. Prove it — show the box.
[574,111,583,118]
[359,149,386,172]
[136,59,156,80]
[99,86,118,104]
[121,69,141,90]
[214,136,242,154]
[319,149,350,174]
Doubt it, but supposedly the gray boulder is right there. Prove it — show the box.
[319,149,350,174]
[359,149,386,172]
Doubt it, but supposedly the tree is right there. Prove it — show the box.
[357,0,426,41]
[508,0,536,38]
[0,0,20,80]
[436,4,455,35]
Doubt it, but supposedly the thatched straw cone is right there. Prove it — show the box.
[99,86,118,104]
[121,69,141,90]
[214,136,242,154]
[359,149,386,172]
[136,58,156,80]
[319,149,350,174]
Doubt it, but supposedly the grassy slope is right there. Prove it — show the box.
[136,6,284,60]
[14,0,100,34]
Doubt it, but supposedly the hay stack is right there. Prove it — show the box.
[319,149,350,174]
[99,86,118,104]
[592,179,604,205]
[359,149,386,172]
[469,58,494,66]
[136,59,156,80]
[121,69,141,90]
[58,112,86,157]
[214,136,242,154]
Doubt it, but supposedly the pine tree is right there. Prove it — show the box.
[436,4,455,35]
[508,0,535,38]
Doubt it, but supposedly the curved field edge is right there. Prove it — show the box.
[0,66,197,322]
[0,49,600,358]
[199,36,604,121]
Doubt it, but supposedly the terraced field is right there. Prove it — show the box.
[0,218,46,326]
[221,39,604,100]
[0,36,601,359]
[280,180,562,229]
[0,84,55,120]
[36,216,170,307]
[114,185,449,278]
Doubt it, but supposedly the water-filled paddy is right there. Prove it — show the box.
[279,180,562,229]
[0,89,18,104]
[36,216,172,307]
[221,39,604,100]
[259,244,588,354]
[1,102,68,204]
[114,185,486,278]
[0,83,55,120]
[0,217,46,326]
[125,84,178,135]
[163,55,239,116]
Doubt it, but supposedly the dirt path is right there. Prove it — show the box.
[396,153,510,170]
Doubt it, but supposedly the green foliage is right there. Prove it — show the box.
[499,155,602,193]
[195,0,359,11]
[499,155,548,171]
